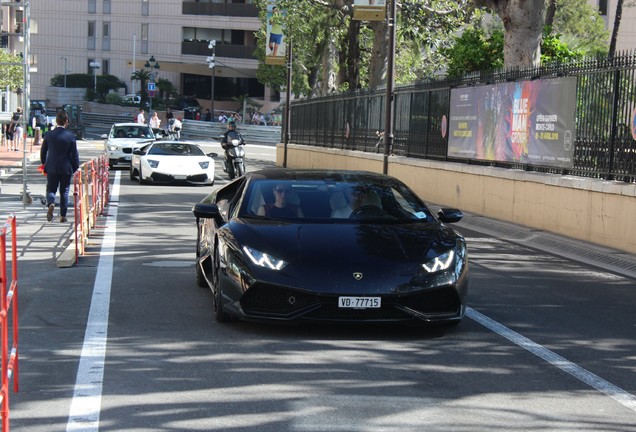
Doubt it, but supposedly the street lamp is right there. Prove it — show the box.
[207,40,216,121]
[144,55,160,123]
[61,56,68,87]
[89,60,101,92]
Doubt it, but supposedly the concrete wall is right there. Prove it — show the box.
[277,144,636,254]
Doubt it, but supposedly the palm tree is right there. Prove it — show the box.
[131,69,151,101]
[156,78,175,104]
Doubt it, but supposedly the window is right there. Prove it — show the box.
[88,21,96,50]
[103,0,111,14]
[142,0,149,16]
[102,59,110,75]
[599,0,607,16]
[102,22,111,51]
[88,0,96,14]
[140,24,148,54]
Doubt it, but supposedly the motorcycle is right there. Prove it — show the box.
[220,131,246,179]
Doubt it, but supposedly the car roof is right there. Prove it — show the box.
[246,168,397,183]
[112,123,150,127]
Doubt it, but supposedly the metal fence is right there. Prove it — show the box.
[290,52,636,183]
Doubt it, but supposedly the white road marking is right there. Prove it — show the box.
[66,171,120,432]
[467,307,636,412]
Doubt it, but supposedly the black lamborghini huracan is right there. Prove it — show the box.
[192,169,468,325]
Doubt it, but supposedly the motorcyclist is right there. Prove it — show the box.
[220,120,245,174]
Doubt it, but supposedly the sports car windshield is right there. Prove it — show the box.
[241,179,435,223]
[147,143,205,156]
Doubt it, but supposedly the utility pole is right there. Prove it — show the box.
[207,40,216,120]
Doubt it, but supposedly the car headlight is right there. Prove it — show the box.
[147,159,159,168]
[243,246,287,270]
[422,250,455,273]
[199,161,209,169]
[107,145,118,151]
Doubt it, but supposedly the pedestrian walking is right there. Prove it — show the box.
[40,110,80,223]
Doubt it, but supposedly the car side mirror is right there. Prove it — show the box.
[437,208,463,224]
[192,202,220,219]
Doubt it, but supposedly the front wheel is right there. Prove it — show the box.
[236,162,245,177]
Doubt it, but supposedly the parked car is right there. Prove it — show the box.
[130,141,215,185]
[101,123,156,169]
[192,169,468,325]
[122,94,141,105]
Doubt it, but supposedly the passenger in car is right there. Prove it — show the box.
[258,184,304,218]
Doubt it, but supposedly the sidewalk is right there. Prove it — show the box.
[0,141,42,178]
[1,140,77,268]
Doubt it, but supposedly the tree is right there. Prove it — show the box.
[471,0,546,68]
[548,0,609,56]
[131,69,152,102]
[156,78,176,103]
[609,0,624,58]
[0,51,23,92]
[254,0,469,96]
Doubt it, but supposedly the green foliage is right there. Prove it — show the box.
[51,73,94,88]
[0,51,23,91]
[443,25,583,77]
[105,92,122,104]
[442,27,503,77]
[541,30,583,64]
[550,0,609,56]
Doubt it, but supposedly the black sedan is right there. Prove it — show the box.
[192,169,468,325]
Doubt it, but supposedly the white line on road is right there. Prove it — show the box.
[66,171,121,432]
[467,307,636,413]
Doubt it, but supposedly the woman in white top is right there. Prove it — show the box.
[149,112,161,129]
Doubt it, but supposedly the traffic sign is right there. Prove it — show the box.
[148,90,156,98]
[148,82,155,91]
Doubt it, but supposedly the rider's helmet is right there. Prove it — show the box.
[228,120,236,130]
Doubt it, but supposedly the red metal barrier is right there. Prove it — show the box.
[72,155,110,263]
[0,215,20,431]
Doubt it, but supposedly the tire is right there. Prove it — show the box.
[195,261,207,288]
[236,163,245,177]
[129,165,135,181]
[138,165,144,184]
[212,246,230,323]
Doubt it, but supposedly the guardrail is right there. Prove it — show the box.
[82,113,282,144]
[72,156,110,263]
[0,214,20,431]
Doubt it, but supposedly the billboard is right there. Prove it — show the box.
[448,77,576,168]
[265,1,287,65]
[353,0,386,21]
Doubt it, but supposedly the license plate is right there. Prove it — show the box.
[124,155,131,161]
[338,296,381,309]
[174,175,187,180]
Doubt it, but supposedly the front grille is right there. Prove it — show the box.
[188,173,208,182]
[399,286,460,314]
[122,148,132,154]
[150,172,173,183]
[241,284,318,316]
[241,284,461,321]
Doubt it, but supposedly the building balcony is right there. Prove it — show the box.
[182,1,259,17]
[182,40,257,59]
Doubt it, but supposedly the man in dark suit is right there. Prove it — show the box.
[40,110,80,223]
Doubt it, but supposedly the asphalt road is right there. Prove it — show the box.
[2,139,635,431]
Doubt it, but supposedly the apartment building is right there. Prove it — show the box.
[3,0,277,113]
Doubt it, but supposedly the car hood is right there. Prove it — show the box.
[108,138,154,147]
[229,220,462,294]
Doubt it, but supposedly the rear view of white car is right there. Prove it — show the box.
[130,141,215,185]
[102,123,156,169]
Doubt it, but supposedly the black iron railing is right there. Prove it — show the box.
[290,51,636,183]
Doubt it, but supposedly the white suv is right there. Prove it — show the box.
[102,123,156,169]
